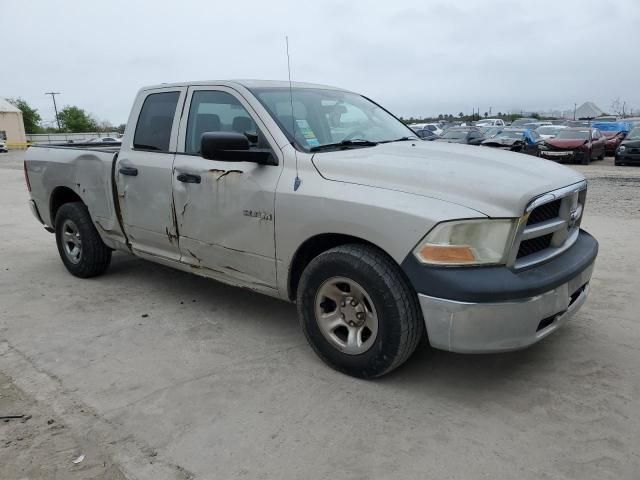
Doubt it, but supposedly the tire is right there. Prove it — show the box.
[580,153,590,165]
[55,202,112,278]
[297,244,424,378]
[598,151,605,160]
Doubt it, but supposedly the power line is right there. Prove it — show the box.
[45,92,61,131]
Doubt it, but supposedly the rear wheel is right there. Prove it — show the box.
[297,244,424,378]
[55,202,112,278]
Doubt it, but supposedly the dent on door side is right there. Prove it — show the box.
[173,165,276,290]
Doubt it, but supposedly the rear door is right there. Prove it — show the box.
[116,87,187,260]
[172,86,283,290]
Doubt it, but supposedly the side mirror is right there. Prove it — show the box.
[201,132,277,165]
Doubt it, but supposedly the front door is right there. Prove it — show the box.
[116,87,186,260]
[172,86,283,291]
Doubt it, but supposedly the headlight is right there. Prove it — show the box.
[413,219,517,266]
[618,145,626,153]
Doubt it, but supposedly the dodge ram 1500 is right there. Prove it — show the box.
[24,80,598,378]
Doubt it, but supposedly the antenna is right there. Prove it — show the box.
[286,36,301,191]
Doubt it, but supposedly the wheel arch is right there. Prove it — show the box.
[287,233,392,301]
[50,187,83,227]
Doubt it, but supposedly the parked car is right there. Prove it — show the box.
[536,125,567,140]
[435,127,484,145]
[522,121,552,130]
[480,128,542,155]
[475,118,505,127]
[0,140,7,152]
[24,79,598,378]
[591,122,631,156]
[510,117,538,127]
[410,126,438,140]
[615,126,640,166]
[480,126,503,138]
[409,123,443,137]
[538,128,606,164]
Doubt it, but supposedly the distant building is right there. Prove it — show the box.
[0,98,27,146]
[574,102,605,120]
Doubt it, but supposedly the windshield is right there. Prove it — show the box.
[627,127,640,140]
[250,87,416,151]
[556,130,590,140]
[441,129,469,140]
[537,126,559,135]
[494,130,524,139]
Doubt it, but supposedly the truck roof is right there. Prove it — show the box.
[140,79,349,92]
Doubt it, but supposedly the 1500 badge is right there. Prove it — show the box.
[243,209,273,221]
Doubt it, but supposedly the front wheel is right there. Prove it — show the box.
[55,202,112,278]
[297,244,424,378]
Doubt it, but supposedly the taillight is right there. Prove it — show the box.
[24,161,31,192]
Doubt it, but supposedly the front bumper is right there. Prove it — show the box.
[540,149,585,163]
[616,153,640,164]
[404,230,598,353]
[418,263,592,353]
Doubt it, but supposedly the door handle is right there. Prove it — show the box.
[176,173,201,184]
[119,166,138,176]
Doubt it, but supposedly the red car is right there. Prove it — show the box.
[538,128,606,164]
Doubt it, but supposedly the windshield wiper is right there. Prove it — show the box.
[309,139,378,152]
[378,136,418,144]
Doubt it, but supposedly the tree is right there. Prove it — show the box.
[484,112,488,118]
[8,98,42,133]
[57,106,98,132]
[458,112,464,118]
[116,123,126,134]
[610,97,626,117]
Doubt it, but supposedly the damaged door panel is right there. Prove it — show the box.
[114,87,187,260]
[172,86,283,289]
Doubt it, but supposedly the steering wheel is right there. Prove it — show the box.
[342,130,367,141]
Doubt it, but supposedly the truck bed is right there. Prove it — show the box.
[25,143,127,251]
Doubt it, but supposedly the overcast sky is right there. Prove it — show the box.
[2,0,639,126]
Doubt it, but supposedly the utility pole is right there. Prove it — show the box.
[45,92,61,131]
[573,103,577,121]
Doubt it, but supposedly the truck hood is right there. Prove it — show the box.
[311,141,585,217]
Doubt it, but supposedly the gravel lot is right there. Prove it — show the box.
[1,149,639,480]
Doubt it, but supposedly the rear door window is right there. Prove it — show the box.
[133,91,180,152]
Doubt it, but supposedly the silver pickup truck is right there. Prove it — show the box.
[24,80,598,378]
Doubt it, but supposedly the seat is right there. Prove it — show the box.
[192,113,221,152]
[232,116,254,134]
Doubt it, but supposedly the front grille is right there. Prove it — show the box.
[510,182,587,269]
[517,234,553,259]
[527,199,561,226]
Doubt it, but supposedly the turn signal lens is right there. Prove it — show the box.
[418,245,476,263]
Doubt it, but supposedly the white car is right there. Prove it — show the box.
[475,118,505,127]
[536,125,567,140]
[408,123,443,136]
[0,140,8,152]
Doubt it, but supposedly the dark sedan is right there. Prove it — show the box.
[435,127,484,145]
[538,128,606,165]
[615,127,640,166]
[480,128,542,155]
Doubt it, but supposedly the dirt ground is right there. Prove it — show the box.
[0,149,639,480]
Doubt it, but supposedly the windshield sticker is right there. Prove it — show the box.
[296,119,320,147]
